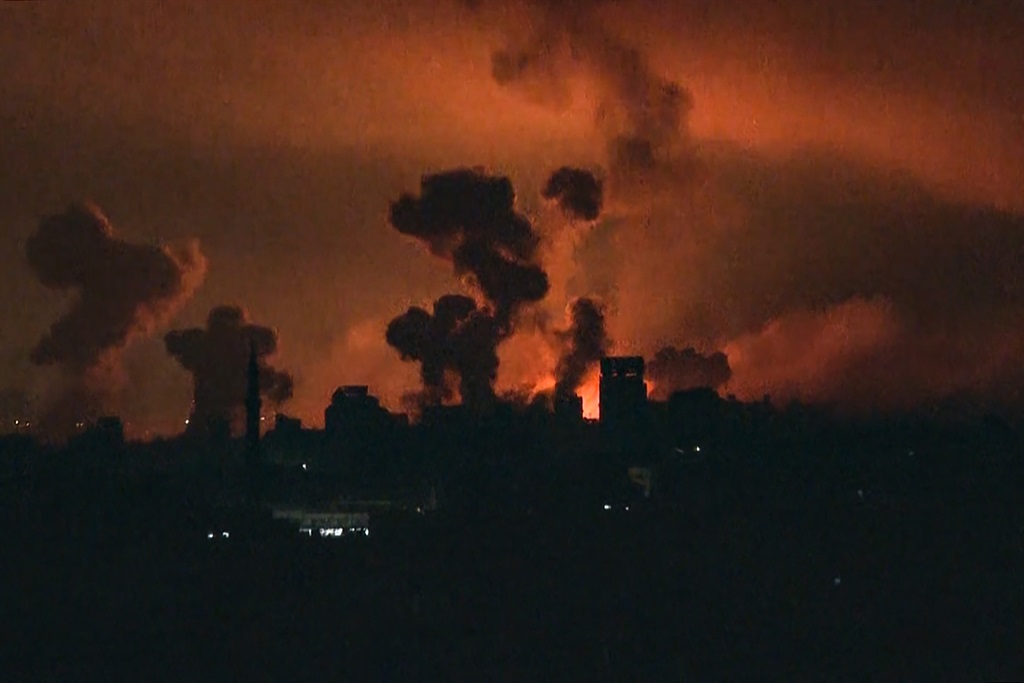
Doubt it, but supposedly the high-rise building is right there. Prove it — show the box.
[244,343,262,504]
[599,356,647,427]
[245,343,261,450]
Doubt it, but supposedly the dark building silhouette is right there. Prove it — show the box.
[273,413,302,437]
[554,393,584,423]
[324,386,395,437]
[599,356,647,427]
[321,386,407,482]
[666,387,722,448]
[68,416,125,453]
[245,343,262,504]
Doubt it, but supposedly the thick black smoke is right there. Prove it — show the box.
[386,295,501,408]
[554,296,609,397]
[165,306,293,432]
[389,168,549,326]
[543,166,604,220]
[26,203,205,435]
[386,169,550,408]
[647,346,731,400]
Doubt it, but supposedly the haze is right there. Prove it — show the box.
[2,0,1023,437]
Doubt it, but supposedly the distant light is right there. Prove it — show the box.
[603,504,612,510]
[184,418,190,425]
[694,446,701,452]
[13,420,19,426]
[624,506,630,511]
[222,531,229,538]
[833,576,842,586]
[857,489,864,500]
[301,463,307,471]
[260,416,266,422]
[207,533,215,539]
[364,529,370,537]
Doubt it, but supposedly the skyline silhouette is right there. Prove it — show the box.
[3,0,1024,437]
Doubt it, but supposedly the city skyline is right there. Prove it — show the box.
[3,1,1024,439]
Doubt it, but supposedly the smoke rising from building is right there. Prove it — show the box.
[25,203,205,436]
[555,297,609,398]
[386,294,501,408]
[165,305,293,432]
[385,169,552,409]
[646,346,731,401]
[479,0,703,200]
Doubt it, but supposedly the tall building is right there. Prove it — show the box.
[245,343,261,449]
[244,343,262,503]
[599,356,647,427]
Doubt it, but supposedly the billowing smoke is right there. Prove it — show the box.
[478,0,702,199]
[165,305,293,432]
[26,203,205,436]
[647,346,731,401]
[389,168,549,326]
[539,165,607,315]
[542,166,604,221]
[386,294,501,408]
[555,297,609,397]
[386,169,550,408]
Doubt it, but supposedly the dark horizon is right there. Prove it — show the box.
[3,1,1024,439]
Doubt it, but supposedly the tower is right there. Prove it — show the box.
[244,342,262,505]
[599,356,647,428]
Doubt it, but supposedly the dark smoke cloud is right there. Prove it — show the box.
[647,346,731,401]
[165,305,293,431]
[25,203,205,435]
[542,166,604,220]
[555,297,609,397]
[386,169,550,409]
[389,168,549,325]
[386,294,500,408]
[478,0,702,199]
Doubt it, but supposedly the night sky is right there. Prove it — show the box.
[3,0,1024,437]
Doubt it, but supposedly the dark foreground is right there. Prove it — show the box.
[2,447,1022,681]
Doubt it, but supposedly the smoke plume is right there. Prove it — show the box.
[646,346,731,401]
[26,203,205,435]
[386,169,550,408]
[165,305,293,432]
[389,168,549,324]
[555,297,609,398]
[542,166,604,221]
[386,294,501,408]
[479,0,703,200]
